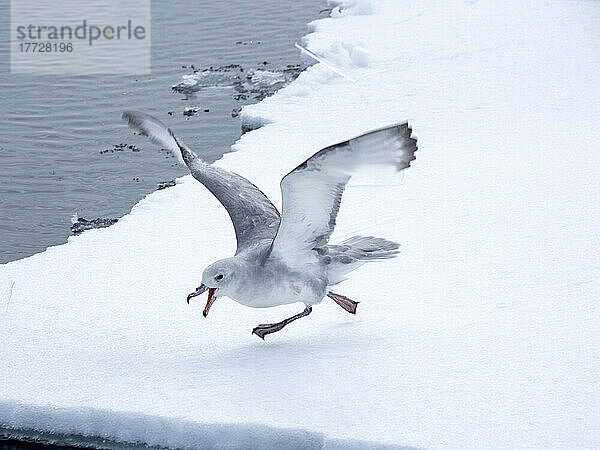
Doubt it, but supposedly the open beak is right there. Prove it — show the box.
[186,284,217,318]
[203,288,217,318]
[187,284,208,304]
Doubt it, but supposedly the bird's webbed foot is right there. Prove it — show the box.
[252,321,287,339]
[252,305,312,340]
[327,291,359,314]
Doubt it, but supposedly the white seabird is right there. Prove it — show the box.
[122,111,417,339]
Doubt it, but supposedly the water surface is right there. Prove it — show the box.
[0,0,324,263]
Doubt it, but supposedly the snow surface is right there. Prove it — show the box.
[2,0,600,448]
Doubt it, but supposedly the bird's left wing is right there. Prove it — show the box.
[122,111,280,253]
[268,123,417,265]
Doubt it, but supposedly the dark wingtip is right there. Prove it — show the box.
[397,121,417,170]
[121,110,144,125]
[121,111,133,120]
[121,111,134,128]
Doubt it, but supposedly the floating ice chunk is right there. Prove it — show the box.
[250,69,286,86]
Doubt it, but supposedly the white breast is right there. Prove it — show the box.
[229,263,326,308]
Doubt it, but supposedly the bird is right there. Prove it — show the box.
[122,111,417,339]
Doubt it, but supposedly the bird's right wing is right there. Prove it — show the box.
[268,123,417,265]
[122,112,281,253]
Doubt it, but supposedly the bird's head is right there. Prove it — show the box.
[186,257,241,317]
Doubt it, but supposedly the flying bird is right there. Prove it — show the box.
[122,111,417,339]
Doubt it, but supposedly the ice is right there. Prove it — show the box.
[250,69,286,86]
[1,0,600,448]
[0,401,402,449]
[171,65,302,101]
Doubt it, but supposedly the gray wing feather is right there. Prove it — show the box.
[122,111,280,254]
[269,122,417,264]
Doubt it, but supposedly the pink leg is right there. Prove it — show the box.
[327,291,359,314]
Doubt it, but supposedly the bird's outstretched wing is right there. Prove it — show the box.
[122,111,280,253]
[268,123,417,264]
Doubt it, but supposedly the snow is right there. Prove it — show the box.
[2,0,600,448]
[0,402,401,449]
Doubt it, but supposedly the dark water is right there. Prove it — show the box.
[0,0,325,264]
[0,439,80,450]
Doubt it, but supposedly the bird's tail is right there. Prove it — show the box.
[336,235,400,261]
[325,235,400,285]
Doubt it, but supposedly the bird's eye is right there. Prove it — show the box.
[215,274,224,280]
